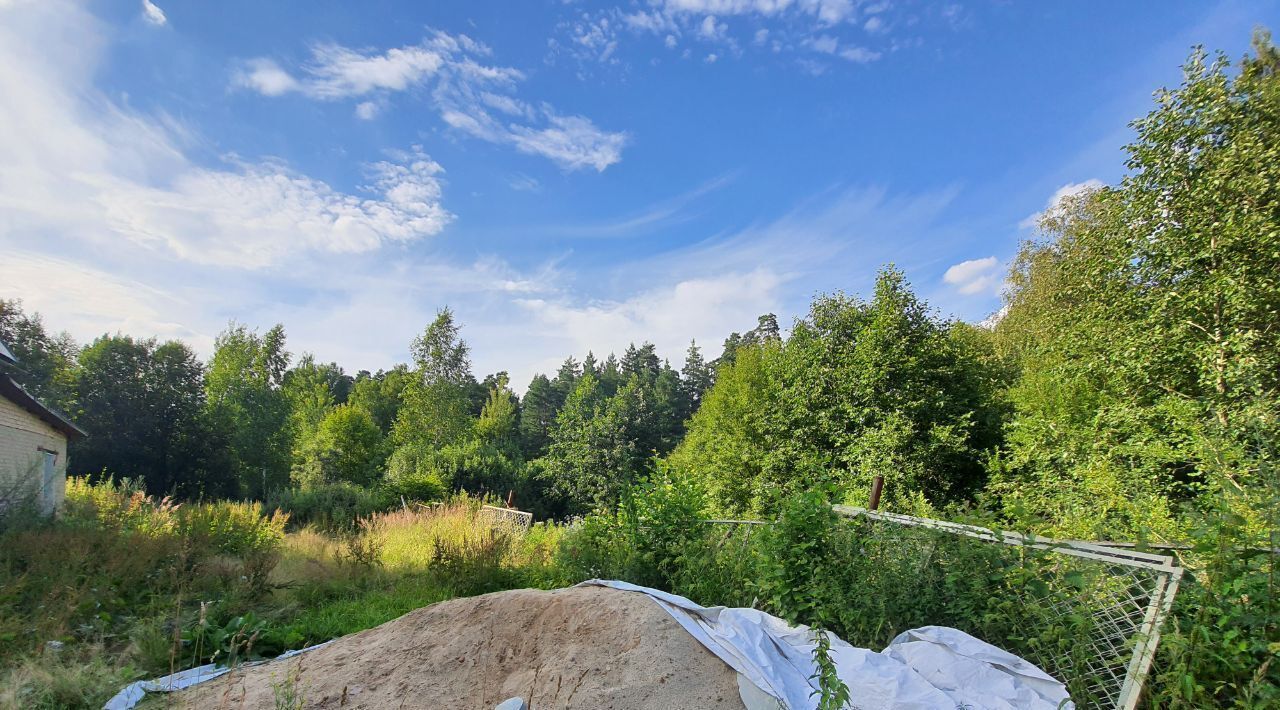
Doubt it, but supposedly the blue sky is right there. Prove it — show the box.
[2,0,1277,389]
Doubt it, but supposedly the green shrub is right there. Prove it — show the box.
[555,465,709,589]
[269,483,392,533]
[384,444,448,502]
[179,500,287,556]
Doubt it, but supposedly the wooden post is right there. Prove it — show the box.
[869,475,884,511]
[506,489,515,509]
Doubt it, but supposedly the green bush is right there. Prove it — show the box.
[269,482,393,533]
[384,444,448,502]
[555,464,708,589]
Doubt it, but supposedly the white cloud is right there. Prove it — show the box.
[0,1,451,273]
[705,52,719,63]
[234,58,300,96]
[659,0,855,25]
[515,269,783,377]
[943,256,1000,295]
[95,150,451,268]
[804,34,880,64]
[570,14,621,63]
[623,10,677,34]
[304,44,445,97]
[807,35,840,54]
[354,100,380,120]
[698,15,728,41]
[238,32,627,172]
[506,113,628,172]
[1,251,207,348]
[553,0,902,72]
[507,173,541,192]
[140,0,166,26]
[1019,179,1105,228]
[839,46,881,63]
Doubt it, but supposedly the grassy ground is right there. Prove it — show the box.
[0,481,564,709]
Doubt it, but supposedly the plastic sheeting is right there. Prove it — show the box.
[578,580,1073,710]
[102,642,329,710]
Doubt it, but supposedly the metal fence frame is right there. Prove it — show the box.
[831,505,1183,710]
[478,504,534,531]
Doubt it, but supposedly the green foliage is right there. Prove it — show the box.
[518,373,560,459]
[269,483,393,534]
[555,465,709,589]
[182,608,265,667]
[348,365,411,434]
[673,268,1003,515]
[282,355,339,466]
[292,404,384,488]
[992,32,1280,541]
[393,308,477,454]
[0,299,77,410]
[811,628,852,710]
[539,374,640,514]
[667,342,773,515]
[1148,419,1280,708]
[678,340,715,420]
[71,335,233,498]
[0,477,285,689]
[63,477,287,557]
[205,323,292,498]
[475,374,520,455]
[383,443,449,502]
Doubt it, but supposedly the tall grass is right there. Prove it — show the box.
[0,478,289,709]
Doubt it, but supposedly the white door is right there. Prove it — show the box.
[40,450,57,511]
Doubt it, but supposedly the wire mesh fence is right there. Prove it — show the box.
[478,503,533,531]
[829,506,1182,710]
[696,508,1181,709]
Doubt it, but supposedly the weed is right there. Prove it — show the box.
[270,658,306,710]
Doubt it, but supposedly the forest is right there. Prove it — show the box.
[1,32,1278,710]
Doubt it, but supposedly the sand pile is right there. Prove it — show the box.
[175,585,746,709]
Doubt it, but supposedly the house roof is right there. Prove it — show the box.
[0,374,86,441]
[0,340,15,366]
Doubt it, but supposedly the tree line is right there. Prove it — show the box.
[2,33,1277,543]
[0,301,751,517]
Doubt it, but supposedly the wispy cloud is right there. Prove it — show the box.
[548,173,738,238]
[657,0,857,25]
[551,0,912,72]
[236,31,627,172]
[1,0,451,273]
[507,173,541,193]
[504,183,967,384]
[140,0,166,27]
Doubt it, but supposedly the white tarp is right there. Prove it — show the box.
[102,642,329,710]
[578,579,1074,710]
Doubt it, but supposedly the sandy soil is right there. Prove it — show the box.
[174,585,746,709]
